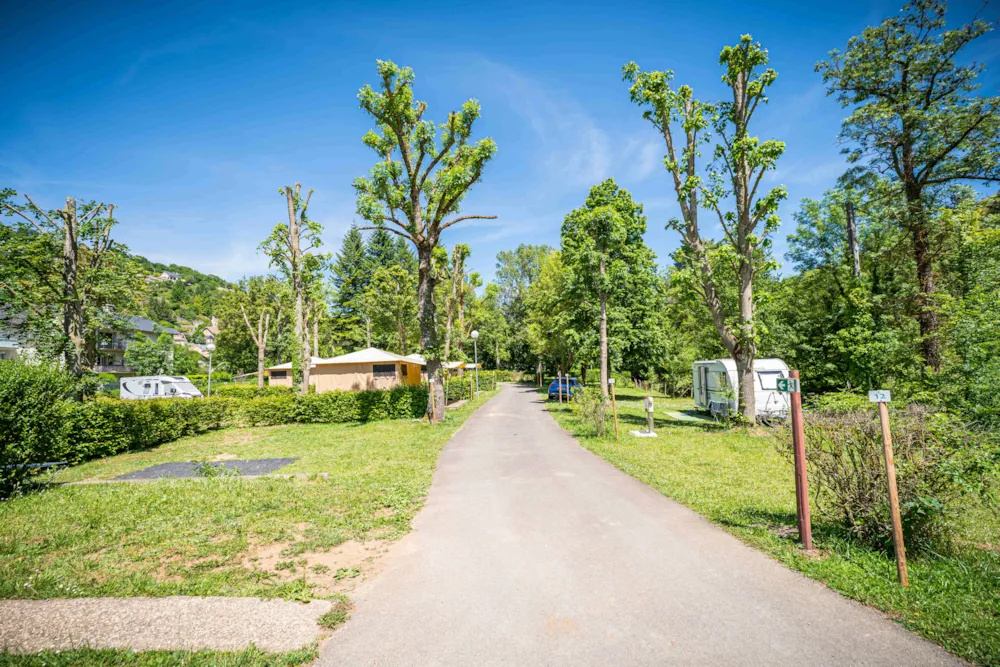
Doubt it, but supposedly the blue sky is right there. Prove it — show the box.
[3,0,997,283]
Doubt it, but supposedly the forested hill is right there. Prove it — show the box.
[131,254,231,329]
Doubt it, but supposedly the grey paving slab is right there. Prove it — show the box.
[319,383,961,666]
[0,597,332,653]
[115,457,297,480]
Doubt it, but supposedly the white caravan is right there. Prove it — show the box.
[692,358,790,420]
[120,375,203,400]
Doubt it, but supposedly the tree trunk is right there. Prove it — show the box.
[737,253,757,422]
[845,200,861,279]
[59,198,83,375]
[287,187,309,395]
[417,245,444,422]
[598,257,609,399]
[312,307,319,358]
[913,223,940,372]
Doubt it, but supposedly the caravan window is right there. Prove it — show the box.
[716,372,729,388]
[757,370,782,390]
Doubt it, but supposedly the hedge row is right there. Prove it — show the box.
[68,385,429,462]
[444,371,501,401]
[0,359,431,481]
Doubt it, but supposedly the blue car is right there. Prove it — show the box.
[547,377,581,400]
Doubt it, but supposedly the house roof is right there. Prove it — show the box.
[128,316,180,335]
[266,347,427,372]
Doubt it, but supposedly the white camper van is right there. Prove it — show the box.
[120,376,203,400]
[692,358,790,420]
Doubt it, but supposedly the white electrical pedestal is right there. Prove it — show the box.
[629,396,658,438]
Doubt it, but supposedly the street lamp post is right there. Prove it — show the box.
[471,330,480,396]
[206,342,216,397]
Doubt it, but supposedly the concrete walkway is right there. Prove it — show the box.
[320,383,959,666]
[0,597,331,653]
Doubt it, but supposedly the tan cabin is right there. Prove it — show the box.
[266,347,425,392]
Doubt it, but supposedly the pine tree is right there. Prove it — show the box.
[330,225,370,349]
[366,227,398,269]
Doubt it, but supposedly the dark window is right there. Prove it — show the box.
[401,364,408,376]
[373,364,396,378]
[271,370,287,378]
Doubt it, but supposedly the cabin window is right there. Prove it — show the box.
[401,364,408,377]
[716,372,729,387]
[757,371,782,390]
[373,364,396,378]
[271,370,287,378]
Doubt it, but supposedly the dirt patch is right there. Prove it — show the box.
[212,453,238,461]
[219,430,255,448]
[374,507,394,519]
[545,614,581,637]
[242,535,392,595]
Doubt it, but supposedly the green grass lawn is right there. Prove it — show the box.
[0,390,497,602]
[545,385,1000,667]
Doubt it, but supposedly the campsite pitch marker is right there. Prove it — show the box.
[870,390,908,587]
[780,370,812,551]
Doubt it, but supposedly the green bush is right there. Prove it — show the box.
[65,385,429,463]
[789,406,999,552]
[1,359,431,472]
[212,384,294,399]
[0,361,77,491]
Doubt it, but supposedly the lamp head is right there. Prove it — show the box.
[206,343,216,352]
[471,330,479,340]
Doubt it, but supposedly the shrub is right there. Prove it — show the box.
[789,406,999,552]
[1,361,432,474]
[574,386,609,438]
[212,384,294,399]
[0,361,77,491]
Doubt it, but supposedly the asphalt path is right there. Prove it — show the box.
[320,383,960,666]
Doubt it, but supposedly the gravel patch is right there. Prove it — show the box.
[0,596,332,653]
[116,458,298,480]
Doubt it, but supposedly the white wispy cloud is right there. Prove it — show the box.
[477,59,662,191]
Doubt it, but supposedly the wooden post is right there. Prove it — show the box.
[609,379,619,440]
[878,400,909,587]
[789,370,813,551]
[558,370,563,404]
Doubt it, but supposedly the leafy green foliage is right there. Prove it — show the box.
[0,191,144,373]
[123,333,175,376]
[0,361,76,492]
[793,406,998,552]
[816,0,1000,370]
[353,60,497,367]
[67,386,430,464]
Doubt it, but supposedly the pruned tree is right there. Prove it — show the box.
[354,60,497,421]
[259,184,328,394]
[816,0,1000,372]
[238,276,285,389]
[0,191,143,375]
[442,244,470,360]
[624,34,786,421]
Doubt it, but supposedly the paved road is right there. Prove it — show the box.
[320,383,960,666]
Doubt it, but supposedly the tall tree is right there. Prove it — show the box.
[561,179,654,399]
[624,34,786,421]
[354,60,497,421]
[259,184,327,394]
[816,0,1000,371]
[494,244,552,372]
[442,244,470,361]
[366,265,418,354]
[331,225,370,351]
[0,191,143,375]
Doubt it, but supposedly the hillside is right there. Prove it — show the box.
[132,254,231,336]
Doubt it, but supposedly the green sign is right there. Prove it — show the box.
[776,378,800,393]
